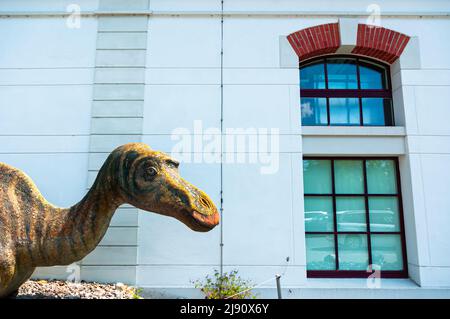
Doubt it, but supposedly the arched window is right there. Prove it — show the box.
[300,56,394,126]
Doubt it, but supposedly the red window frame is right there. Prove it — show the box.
[300,55,394,126]
[304,157,408,279]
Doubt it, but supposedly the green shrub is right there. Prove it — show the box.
[192,269,257,299]
[131,287,144,299]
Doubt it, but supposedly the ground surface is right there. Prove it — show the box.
[14,279,140,299]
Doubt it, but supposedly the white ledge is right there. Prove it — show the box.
[305,278,419,289]
[302,126,406,137]
[0,11,449,18]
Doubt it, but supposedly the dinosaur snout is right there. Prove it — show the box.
[186,190,220,232]
[193,193,220,229]
[192,209,220,230]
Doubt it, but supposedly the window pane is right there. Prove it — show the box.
[301,98,327,125]
[305,196,334,232]
[338,234,369,270]
[362,98,394,126]
[366,160,397,194]
[369,197,400,232]
[327,59,358,89]
[359,64,387,89]
[371,234,403,270]
[329,98,360,125]
[300,62,326,89]
[336,197,367,232]
[306,234,336,270]
[303,160,332,194]
[362,98,384,125]
[334,160,364,194]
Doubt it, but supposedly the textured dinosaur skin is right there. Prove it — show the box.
[0,143,219,298]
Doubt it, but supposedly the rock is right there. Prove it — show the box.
[15,280,140,299]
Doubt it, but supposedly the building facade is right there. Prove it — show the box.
[1,0,450,298]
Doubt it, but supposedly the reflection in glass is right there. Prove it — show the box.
[362,98,393,126]
[362,98,385,125]
[338,234,369,270]
[359,64,386,89]
[305,196,334,232]
[366,160,397,194]
[334,160,364,194]
[303,160,332,194]
[371,235,403,270]
[329,98,360,125]
[369,197,400,232]
[301,98,327,125]
[300,62,326,89]
[327,59,358,89]
[306,234,336,270]
[336,197,366,232]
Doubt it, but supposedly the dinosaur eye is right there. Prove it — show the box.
[143,166,158,181]
[148,167,157,176]
[167,159,179,169]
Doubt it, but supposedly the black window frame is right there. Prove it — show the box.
[303,156,408,278]
[300,55,395,127]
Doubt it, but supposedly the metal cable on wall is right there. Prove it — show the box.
[219,0,224,279]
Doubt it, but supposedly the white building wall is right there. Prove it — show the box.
[0,2,98,279]
[0,20,95,214]
[1,0,450,297]
[139,14,222,292]
[389,17,450,285]
[140,2,450,293]
[81,0,152,285]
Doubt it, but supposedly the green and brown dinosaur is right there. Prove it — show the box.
[0,143,219,298]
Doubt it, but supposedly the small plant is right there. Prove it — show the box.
[130,287,144,299]
[117,282,144,299]
[192,269,257,299]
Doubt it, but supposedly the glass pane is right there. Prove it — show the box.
[359,63,387,89]
[362,98,394,126]
[327,58,358,89]
[371,235,404,270]
[300,62,326,89]
[362,98,384,125]
[303,160,332,194]
[336,197,367,232]
[305,196,334,232]
[366,160,397,194]
[301,98,327,125]
[338,234,369,270]
[334,160,364,194]
[369,197,400,232]
[306,234,336,270]
[329,98,360,125]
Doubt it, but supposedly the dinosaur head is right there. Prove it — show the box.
[110,143,219,232]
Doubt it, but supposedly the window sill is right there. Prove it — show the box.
[302,126,406,137]
[305,278,418,289]
[277,278,449,298]
[301,126,406,155]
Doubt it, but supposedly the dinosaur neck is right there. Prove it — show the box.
[37,168,124,267]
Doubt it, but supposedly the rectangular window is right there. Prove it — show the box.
[303,158,407,278]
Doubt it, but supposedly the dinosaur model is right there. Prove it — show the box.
[0,143,219,298]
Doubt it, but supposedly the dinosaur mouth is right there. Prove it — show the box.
[189,209,219,232]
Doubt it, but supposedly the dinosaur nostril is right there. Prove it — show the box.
[199,196,213,210]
